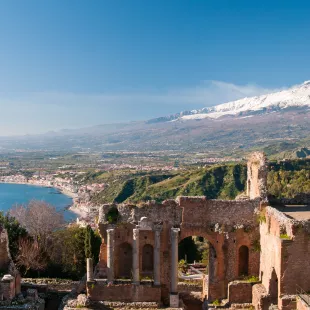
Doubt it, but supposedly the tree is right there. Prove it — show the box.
[49,224,101,279]
[84,225,101,263]
[0,212,27,261]
[10,200,65,248]
[16,238,47,275]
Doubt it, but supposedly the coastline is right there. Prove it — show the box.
[0,181,77,198]
[0,181,84,220]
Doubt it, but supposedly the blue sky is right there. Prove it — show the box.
[0,0,310,135]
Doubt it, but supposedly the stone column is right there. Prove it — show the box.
[153,228,161,286]
[132,228,140,284]
[170,228,180,307]
[107,229,115,283]
[87,258,94,281]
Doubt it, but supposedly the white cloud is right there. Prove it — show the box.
[0,80,287,135]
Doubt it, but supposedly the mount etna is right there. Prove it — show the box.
[1,81,310,157]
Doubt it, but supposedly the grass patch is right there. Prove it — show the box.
[245,275,259,283]
[280,233,291,240]
[212,299,221,306]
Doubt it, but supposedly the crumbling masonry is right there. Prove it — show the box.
[86,152,310,310]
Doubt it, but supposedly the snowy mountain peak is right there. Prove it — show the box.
[147,81,310,124]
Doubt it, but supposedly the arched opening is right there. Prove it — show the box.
[269,268,278,304]
[247,179,251,196]
[179,236,204,263]
[178,236,210,309]
[142,244,154,272]
[238,245,249,276]
[117,242,132,278]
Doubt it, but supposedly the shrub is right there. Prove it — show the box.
[106,207,119,224]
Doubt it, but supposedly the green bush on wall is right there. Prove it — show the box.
[106,207,119,224]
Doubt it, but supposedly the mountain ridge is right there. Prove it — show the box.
[147,81,310,123]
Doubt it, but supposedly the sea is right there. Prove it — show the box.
[0,183,77,221]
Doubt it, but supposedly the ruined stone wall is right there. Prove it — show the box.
[258,206,310,310]
[0,226,19,301]
[247,152,267,201]
[178,196,260,299]
[98,201,181,299]
[98,199,182,229]
[228,281,255,304]
[281,224,310,294]
[178,196,260,228]
[87,282,161,302]
[97,196,261,302]
[259,208,283,295]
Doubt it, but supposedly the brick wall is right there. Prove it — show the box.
[87,282,161,302]
[228,281,254,303]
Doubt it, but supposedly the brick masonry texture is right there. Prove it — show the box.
[87,282,161,302]
[228,281,255,303]
[85,152,310,310]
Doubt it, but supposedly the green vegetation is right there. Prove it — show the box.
[244,275,259,283]
[106,207,119,224]
[90,163,247,204]
[82,158,310,205]
[280,234,291,240]
[0,212,27,261]
[48,224,101,279]
[268,169,310,199]
[251,239,261,252]
[178,259,188,273]
[212,299,221,306]
[257,209,266,224]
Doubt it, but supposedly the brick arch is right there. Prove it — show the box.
[179,229,217,250]
[238,245,249,276]
[179,227,227,300]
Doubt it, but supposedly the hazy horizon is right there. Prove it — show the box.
[1,1,310,135]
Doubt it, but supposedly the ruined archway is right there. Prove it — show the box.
[178,235,208,310]
[238,245,249,276]
[269,268,278,304]
[142,244,154,273]
[117,242,132,278]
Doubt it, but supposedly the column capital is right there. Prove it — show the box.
[171,228,180,240]
[133,228,139,240]
[153,224,163,233]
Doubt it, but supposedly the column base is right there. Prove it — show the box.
[153,281,161,287]
[170,293,179,308]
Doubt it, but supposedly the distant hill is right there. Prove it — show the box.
[270,147,310,160]
[1,81,310,158]
[87,158,310,205]
[90,164,248,204]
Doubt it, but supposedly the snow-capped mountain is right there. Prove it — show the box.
[148,81,310,123]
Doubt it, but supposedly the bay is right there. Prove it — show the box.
[0,183,77,221]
